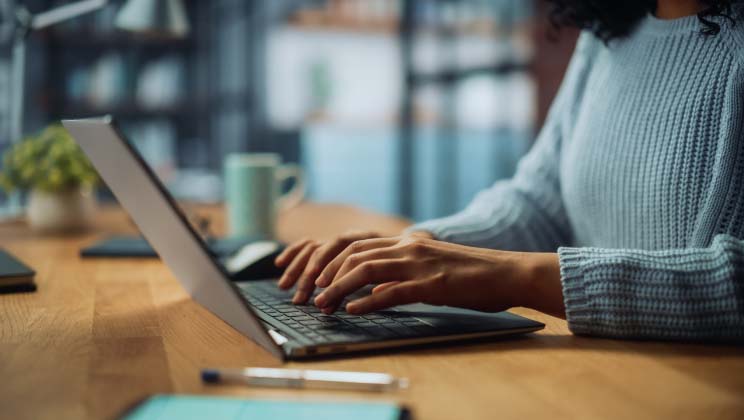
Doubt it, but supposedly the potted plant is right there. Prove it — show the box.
[0,124,99,233]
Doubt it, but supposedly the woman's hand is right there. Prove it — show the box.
[274,230,434,304]
[274,231,378,304]
[311,236,565,317]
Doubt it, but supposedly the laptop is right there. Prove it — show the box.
[63,116,544,360]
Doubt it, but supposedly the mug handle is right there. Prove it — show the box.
[276,163,305,211]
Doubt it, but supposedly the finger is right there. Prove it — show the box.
[275,239,312,267]
[331,245,406,285]
[314,258,410,310]
[302,238,350,279]
[372,281,400,294]
[292,240,348,304]
[315,238,398,287]
[345,280,428,314]
[277,242,317,290]
[295,232,381,297]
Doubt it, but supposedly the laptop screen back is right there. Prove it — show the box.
[63,116,283,359]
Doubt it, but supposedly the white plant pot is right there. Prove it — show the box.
[27,187,97,233]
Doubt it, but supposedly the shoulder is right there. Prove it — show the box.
[720,22,744,94]
[562,31,603,80]
[574,31,603,58]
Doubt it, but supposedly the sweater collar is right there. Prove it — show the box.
[635,13,702,37]
[635,5,744,38]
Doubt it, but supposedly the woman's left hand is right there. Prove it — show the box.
[312,235,565,317]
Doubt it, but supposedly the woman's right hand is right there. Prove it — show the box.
[274,230,433,304]
[274,231,383,304]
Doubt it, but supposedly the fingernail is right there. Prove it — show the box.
[314,293,327,307]
[321,306,335,314]
[346,302,360,314]
[315,276,326,287]
[293,291,307,304]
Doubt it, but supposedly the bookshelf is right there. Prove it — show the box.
[13,1,274,189]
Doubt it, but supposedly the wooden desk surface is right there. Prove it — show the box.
[1,203,742,420]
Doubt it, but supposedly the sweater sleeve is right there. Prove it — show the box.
[559,235,744,341]
[408,33,597,252]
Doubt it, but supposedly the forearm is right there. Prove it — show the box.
[408,184,571,252]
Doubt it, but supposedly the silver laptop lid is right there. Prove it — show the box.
[63,116,283,360]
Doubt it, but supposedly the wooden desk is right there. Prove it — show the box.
[1,204,742,420]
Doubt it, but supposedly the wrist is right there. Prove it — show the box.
[520,253,566,318]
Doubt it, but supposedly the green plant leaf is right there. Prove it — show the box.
[0,123,100,192]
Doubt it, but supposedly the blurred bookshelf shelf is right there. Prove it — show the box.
[410,61,532,86]
[40,30,195,49]
[58,100,206,119]
[287,11,527,37]
[288,16,398,34]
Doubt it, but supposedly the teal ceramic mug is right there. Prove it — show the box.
[224,153,305,238]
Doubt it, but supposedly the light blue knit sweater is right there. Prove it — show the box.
[411,13,744,341]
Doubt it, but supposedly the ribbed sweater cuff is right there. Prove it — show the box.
[558,247,594,335]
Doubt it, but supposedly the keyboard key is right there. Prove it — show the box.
[299,306,322,314]
[371,318,397,325]
[334,324,361,331]
[276,307,298,313]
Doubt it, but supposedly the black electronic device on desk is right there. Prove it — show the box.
[81,236,285,281]
[0,249,36,293]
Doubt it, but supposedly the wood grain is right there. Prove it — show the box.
[0,203,742,420]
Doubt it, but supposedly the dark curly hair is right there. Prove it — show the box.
[547,0,742,42]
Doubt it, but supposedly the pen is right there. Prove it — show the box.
[201,367,409,392]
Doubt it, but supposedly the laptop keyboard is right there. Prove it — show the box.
[237,281,441,344]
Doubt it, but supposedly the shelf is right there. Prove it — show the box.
[287,11,528,37]
[38,30,195,50]
[408,61,532,86]
[289,10,398,34]
[55,100,206,119]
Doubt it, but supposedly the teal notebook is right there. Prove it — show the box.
[121,395,408,420]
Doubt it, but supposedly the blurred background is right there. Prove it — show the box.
[0,0,577,222]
